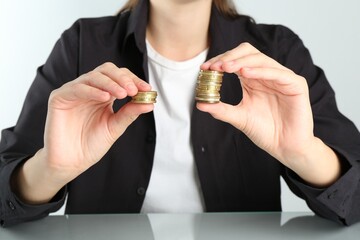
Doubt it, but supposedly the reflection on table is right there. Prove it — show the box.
[1,212,359,240]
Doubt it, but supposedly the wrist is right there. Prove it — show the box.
[285,137,341,187]
[11,149,71,205]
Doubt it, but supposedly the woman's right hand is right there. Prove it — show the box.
[13,63,154,203]
[45,62,154,180]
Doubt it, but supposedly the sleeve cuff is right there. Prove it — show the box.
[0,155,67,227]
[286,165,360,225]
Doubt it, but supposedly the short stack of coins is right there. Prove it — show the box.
[131,91,158,104]
[195,70,223,103]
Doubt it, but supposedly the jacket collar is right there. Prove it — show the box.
[123,0,149,54]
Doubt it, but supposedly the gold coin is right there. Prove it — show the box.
[197,81,222,86]
[195,96,220,103]
[195,70,223,104]
[198,78,222,83]
[131,91,157,104]
[196,93,220,98]
[196,85,221,91]
[195,89,220,94]
[198,70,224,77]
[198,72,223,82]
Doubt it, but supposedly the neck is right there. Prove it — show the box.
[146,0,212,61]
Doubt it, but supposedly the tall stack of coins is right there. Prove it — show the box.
[131,91,158,104]
[195,70,223,103]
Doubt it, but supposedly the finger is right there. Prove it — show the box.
[73,84,112,102]
[240,66,293,80]
[81,71,128,99]
[239,67,307,95]
[222,53,289,74]
[206,51,290,74]
[196,101,247,132]
[49,82,111,109]
[108,102,154,139]
[96,63,151,96]
[201,42,259,70]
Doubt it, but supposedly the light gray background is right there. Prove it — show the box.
[1,0,359,213]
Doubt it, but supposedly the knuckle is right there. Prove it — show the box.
[254,52,264,59]
[96,62,115,71]
[117,69,127,78]
[121,75,133,82]
[299,76,306,82]
[116,68,133,80]
[240,42,260,54]
[48,89,59,102]
[48,82,72,104]
[118,68,133,79]
[118,67,129,73]
[80,72,101,85]
[102,62,115,68]
[223,49,233,57]
[85,71,100,79]
[240,42,253,48]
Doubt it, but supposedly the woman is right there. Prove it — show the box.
[1,0,360,227]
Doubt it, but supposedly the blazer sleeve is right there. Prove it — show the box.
[0,20,81,227]
[271,25,360,226]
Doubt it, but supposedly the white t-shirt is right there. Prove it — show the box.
[140,41,208,213]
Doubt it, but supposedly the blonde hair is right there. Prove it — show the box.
[119,0,240,19]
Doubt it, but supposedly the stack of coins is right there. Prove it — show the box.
[131,91,158,104]
[195,70,223,103]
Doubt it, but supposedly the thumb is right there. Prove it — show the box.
[108,102,154,140]
[196,102,247,131]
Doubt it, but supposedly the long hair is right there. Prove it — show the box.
[119,0,241,19]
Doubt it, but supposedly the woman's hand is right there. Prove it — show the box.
[198,43,340,187]
[44,62,153,180]
[13,63,154,203]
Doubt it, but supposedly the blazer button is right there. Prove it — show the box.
[137,187,146,196]
[201,146,206,153]
[7,201,16,211]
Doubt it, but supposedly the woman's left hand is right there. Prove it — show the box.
[198,43,340,186]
